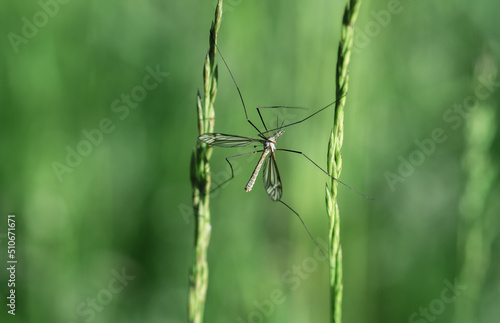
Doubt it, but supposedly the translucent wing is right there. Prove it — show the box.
[198,133,262,148]
[263,152,282,201]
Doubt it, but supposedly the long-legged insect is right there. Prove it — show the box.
[198,45,371,263]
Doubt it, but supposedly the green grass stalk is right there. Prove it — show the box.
[188,1,223,322]
[326,0,361,322]
[454,52,497,323]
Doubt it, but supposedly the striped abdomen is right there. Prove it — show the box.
[245,149,270,192]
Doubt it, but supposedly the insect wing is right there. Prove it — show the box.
[263,152,282,201]
[198,133,261,148]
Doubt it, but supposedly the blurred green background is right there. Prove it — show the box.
[1,0,499,322]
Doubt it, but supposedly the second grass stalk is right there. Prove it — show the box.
[326,1,361,322]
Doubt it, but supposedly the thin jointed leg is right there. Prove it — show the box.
[277,148,374,199]
[210,149,263,194]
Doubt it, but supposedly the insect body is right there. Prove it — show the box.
[245,130,283,196]
[199,129,285,201]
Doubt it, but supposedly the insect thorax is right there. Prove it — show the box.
[266,130,284,151]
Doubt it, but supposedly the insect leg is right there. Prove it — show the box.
[210,150,264,195]
[255,106,307,135]
[276,148,374,200]
[215,44,265,135]
[278,200,332,268]
[262,96,348,134]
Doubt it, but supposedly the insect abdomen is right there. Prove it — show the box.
[245,150,269,192]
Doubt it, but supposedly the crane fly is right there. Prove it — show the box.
[199,129,284,200]
[198,44,372,264]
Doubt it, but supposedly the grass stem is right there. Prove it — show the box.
[188,1,223,322]
[453,52,497,323]
[326,1,361,322]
